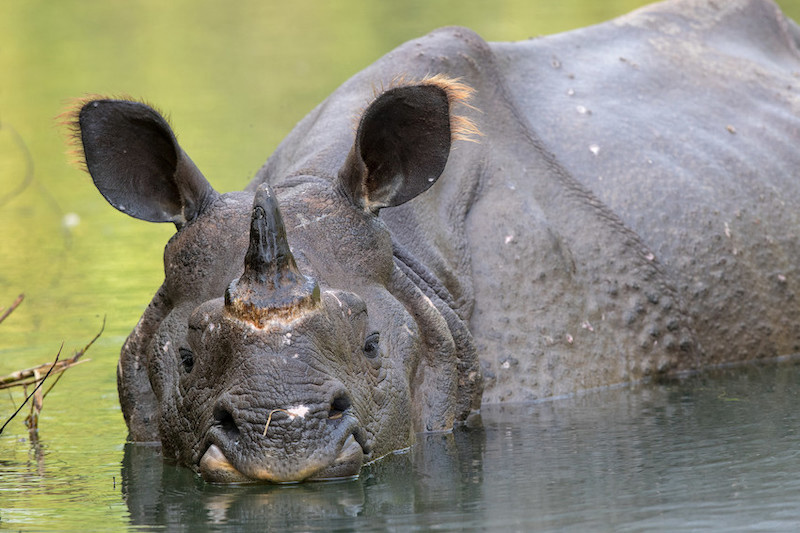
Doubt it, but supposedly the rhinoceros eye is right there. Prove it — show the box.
[363,332,380,359]
[179,347,194,373]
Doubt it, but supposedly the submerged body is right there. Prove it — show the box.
[73,0,800,482]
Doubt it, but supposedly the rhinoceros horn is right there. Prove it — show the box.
[225,184,320,327]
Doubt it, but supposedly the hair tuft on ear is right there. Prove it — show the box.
[58,94,169,174]
[415,74,482,143]
[340,75,481,213]
[62,97,216,226]
[354,75,482,144]
[58,96,98,174]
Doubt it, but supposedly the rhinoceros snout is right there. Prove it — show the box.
[208,385,353,433]
[199,386,365,483]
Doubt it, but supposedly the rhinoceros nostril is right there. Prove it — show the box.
[328,394,351,420]
[213,406,240,438]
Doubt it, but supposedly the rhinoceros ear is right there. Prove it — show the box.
[339,79,475,213]
[74,99,217,228]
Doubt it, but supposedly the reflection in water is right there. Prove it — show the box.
[120,361,800,532]
[123,443,367,530]
[121,430,486,531]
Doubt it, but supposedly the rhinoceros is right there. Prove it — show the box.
[70,0,800,482]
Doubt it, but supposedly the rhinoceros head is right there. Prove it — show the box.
[70,78,481,482]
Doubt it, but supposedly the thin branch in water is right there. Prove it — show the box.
[0,294,24,325]
[0,316,104,391]
[41,316,105,400]
[0,316,105,435]
[0,346,61,436]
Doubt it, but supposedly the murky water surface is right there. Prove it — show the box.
[4,362,800,532]
[3,1,800,531]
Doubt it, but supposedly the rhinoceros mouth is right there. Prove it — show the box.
[198,443,253,483]
[198,433,365,484]
[306,434,364,481]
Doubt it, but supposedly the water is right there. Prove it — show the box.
[5,362,799,532]
[3,0,800,531]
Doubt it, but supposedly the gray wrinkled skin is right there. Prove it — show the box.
[120,184,458,482]
[78,0,800,482]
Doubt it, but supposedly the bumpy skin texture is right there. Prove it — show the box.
[80,81,481,481]
[78,0,800,481]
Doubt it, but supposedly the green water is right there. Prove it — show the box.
[2,1,800,530]
[7,362,800,532]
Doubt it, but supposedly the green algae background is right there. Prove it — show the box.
[2,1,800,530]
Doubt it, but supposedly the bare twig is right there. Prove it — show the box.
[263,408,292,437]
[0,358,90,390]
[0,316,104,391]
[0,316,106,435]
[0,346,61,436]
[40,316,105,400]
[262,405,310,436]
[0,294,24,325]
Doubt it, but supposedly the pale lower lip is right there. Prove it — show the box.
[308,434,364,480]
[198,434,364,483]
[198,444,251,483]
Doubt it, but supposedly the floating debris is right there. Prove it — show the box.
[0,296,103,436]
[263,405,311,437]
